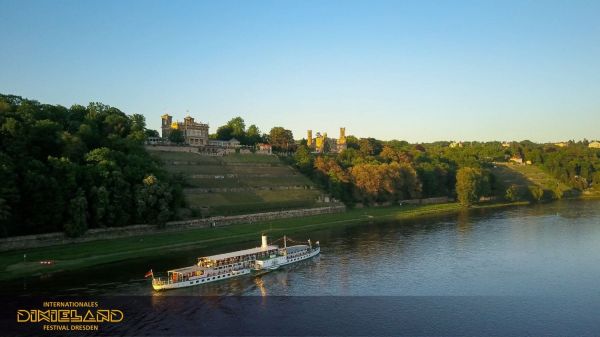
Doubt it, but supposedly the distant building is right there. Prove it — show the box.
[315,132,327,153]
[208,138,241,148]
[306,127,347,153]
[449,141,463,148]
[501,142,511,148]
[161,114,209,146]
[146,136,164,145]
[256,143,272,155]
[589,141,600,149]
[510,156,523,164]
[554,142,568,148]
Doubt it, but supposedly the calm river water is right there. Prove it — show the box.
[4,199,600,335]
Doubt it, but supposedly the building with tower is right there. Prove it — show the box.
[306,127,347,153]
[161,114,209,146]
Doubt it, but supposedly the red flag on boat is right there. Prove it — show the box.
[144,269,153,278]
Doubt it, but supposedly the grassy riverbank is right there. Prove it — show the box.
[0,201,526,282]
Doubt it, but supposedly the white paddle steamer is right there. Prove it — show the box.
[150,235,320,291]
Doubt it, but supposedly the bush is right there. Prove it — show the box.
[528,185,544,202]
[505,184,524,202]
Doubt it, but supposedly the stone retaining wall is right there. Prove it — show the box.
[146,145,199,152]
[400,196,452,205]
[0,205,346,252]
[356,196,452,207]
[185,186,316,193]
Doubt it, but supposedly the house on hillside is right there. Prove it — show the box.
[256,143,272,155]
[146,136,164,145]
[208,138,241,148]
[589,141,600,149]
[449,141,463,148]
[161,114,209,146]
[554,142,568,148]
[509,156,523,164]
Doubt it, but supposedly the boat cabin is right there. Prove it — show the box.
[197,245,279,268]
[166,265,205,283]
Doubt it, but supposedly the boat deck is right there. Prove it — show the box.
[201,245,278,261]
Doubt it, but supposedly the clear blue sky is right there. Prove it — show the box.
[1,0,599,142]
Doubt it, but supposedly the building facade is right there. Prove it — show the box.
[161,114,209,146]
[307,127,347,153]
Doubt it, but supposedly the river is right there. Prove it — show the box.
[4,199,600,335]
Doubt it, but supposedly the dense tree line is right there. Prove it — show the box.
[210,116,295,152]
[0,94,184,237]
[519,141,600,190]
[290,137,600,206]
[212,116,266,146]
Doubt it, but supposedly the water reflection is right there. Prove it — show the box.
[254,277,267,297]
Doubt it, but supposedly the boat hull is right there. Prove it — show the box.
[153,269,251,291]
[252,246,320,275]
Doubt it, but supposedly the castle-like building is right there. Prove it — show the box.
[307,127,347,153]
[161,114,209,146]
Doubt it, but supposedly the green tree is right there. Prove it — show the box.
[246,124,262,145]
[144,129,159,138]
[90,186,110,227]
[358,138,383,156]
[215,125,233,140]
[269,127,294,151]
[456,167,485,207]
[168,129,185,144]
[345,135,360,150]
[529,185,544,202]
[64,189,88,237]
[553,186,564,200]
[226,117,246,140]
[0,93,184,237]
[130,113,146,132]
[136,175,173,228]
[505,184,522,202]
[294,145,313,173]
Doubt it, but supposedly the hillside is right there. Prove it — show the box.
[148,149,334,217]
[491,162,576,198]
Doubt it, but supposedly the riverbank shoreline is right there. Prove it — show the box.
[0,201,528,282]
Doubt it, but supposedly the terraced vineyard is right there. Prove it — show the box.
[491,162,576,197]
[148,149,329,217]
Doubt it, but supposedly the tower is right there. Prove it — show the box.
[161,114,173,138]
[316,132,326,153]
[337,127,347,152]
[339,127,346,145]
[184,115,194,126]
[307,130,313,147]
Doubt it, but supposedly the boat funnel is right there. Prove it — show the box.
[261,234,268,250]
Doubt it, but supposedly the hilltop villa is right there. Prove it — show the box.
[161,114,209,146]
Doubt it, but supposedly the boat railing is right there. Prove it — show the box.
[153,266,248,285]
